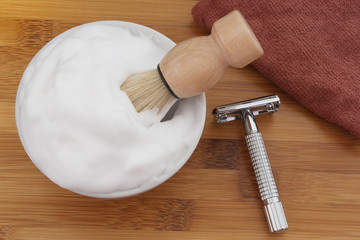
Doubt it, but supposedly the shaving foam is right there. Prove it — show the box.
[15,21,205,198]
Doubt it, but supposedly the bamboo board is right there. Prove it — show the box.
[0,1,359,239]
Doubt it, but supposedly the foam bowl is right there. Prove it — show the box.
[15,21,206,198]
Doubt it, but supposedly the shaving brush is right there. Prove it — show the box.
[120,10,263,113]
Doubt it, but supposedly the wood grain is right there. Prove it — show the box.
[0,0,360,239]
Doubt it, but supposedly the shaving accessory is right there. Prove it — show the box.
[213,95,288,233]
[120,10,263,113]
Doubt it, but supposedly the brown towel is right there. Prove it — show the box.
[192,0,360,139]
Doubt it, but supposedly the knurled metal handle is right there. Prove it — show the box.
[245,132,288,232]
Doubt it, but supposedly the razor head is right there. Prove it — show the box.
[213,95,280,124]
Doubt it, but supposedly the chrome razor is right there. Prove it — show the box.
[212,95,288,233]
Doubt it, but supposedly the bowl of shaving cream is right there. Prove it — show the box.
[15,21,206,198]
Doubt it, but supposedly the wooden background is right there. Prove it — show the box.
[1,0,359,239]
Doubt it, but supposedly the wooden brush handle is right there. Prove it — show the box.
[159,10,264,99]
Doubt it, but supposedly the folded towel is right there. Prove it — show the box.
[192,0,360,138]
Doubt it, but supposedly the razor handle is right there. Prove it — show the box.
[245,132,287,232]
[241,109,288,232]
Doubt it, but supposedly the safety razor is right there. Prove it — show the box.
[212,95,288,233]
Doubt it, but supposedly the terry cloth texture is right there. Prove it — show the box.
[192,0,360,138]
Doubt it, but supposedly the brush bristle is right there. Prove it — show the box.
[120,69,175,113]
